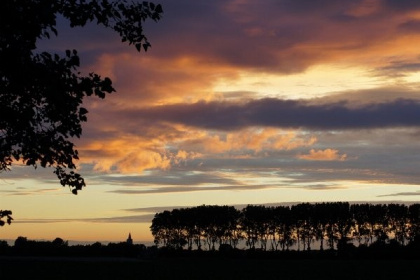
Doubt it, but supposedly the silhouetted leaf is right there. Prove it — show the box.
[135,43,141,52]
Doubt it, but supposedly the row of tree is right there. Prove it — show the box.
[0,236,147,258]
[150,203,420,251]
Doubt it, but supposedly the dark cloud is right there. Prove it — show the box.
[124,98,420,130]
[310,87,420,105]
[383,0,420,10]
[398,20,420,33]
[376,59,420,77]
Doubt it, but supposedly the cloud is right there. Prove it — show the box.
[297,149,347,161]
[44,0,420,86]
[124,206,184,213]
[120,98,420,131]
[77,124,316,173]
[310,87,420,106]
[11,0,420,192]
[78,134,175,173]
[375,59,420,77]
[298,183,346,190]
[93,170,241,186]
[14,215,155,224]
[108,184,277,195]
[60,0,420,180]
[123,202,323,213]
[136,0,420,75]
[378,191,420,197]
[175,128,316,154]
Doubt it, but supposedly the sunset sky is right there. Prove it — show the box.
[3,0,420,244]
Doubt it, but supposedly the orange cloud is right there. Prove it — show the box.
[115,150,171,173]
[297,149,347,161]
[79,135,172,173]
[76,125,317,174]
[88,53,239,107]
[176,128,316,155]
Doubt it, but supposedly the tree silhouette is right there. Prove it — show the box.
[408,204,420,243]
[312,203,330,250]
[369,204,388,244]
[291,203,315,251]
[273,206,294,251]
[0,210,13,226]
[386,204,409,246]
[240,205,260,250]
[150,203,420,253]
[0,0,162,196]
[151,210,173,248]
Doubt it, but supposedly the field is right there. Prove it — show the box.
[0,256,418,280]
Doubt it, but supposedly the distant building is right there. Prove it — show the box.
[126,233,133,245]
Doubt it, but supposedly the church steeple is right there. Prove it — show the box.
[127,232,133,245]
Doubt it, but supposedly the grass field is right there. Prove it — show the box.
[1,256,419,280]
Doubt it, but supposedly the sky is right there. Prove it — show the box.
[2,0,420,244]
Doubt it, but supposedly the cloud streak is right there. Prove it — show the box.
[108,184,278,195]
[123,98,420,130]
[14,215,154,224]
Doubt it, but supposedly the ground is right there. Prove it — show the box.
[0,256,417,280]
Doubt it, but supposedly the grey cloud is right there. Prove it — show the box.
[15,219,72,224]
[96,171,239,186]
[298,183,345,190]
[378,191,420,197]
[85,215,155,223]
[126,98,420,131]
[0,187,69,196]
[15,215,154,224]
[376,59,420,77]
[124,202,313,213]
[108,184,276,195]
[311,88,420,106]
[124,206,184,213]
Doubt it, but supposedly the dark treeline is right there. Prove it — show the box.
[150,203,420,252]
[0,236,149,258]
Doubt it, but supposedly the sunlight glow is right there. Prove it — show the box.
[212,64,382,100]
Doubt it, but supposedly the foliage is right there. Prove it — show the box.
[0,0,162,195]
[0,210,13,226]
